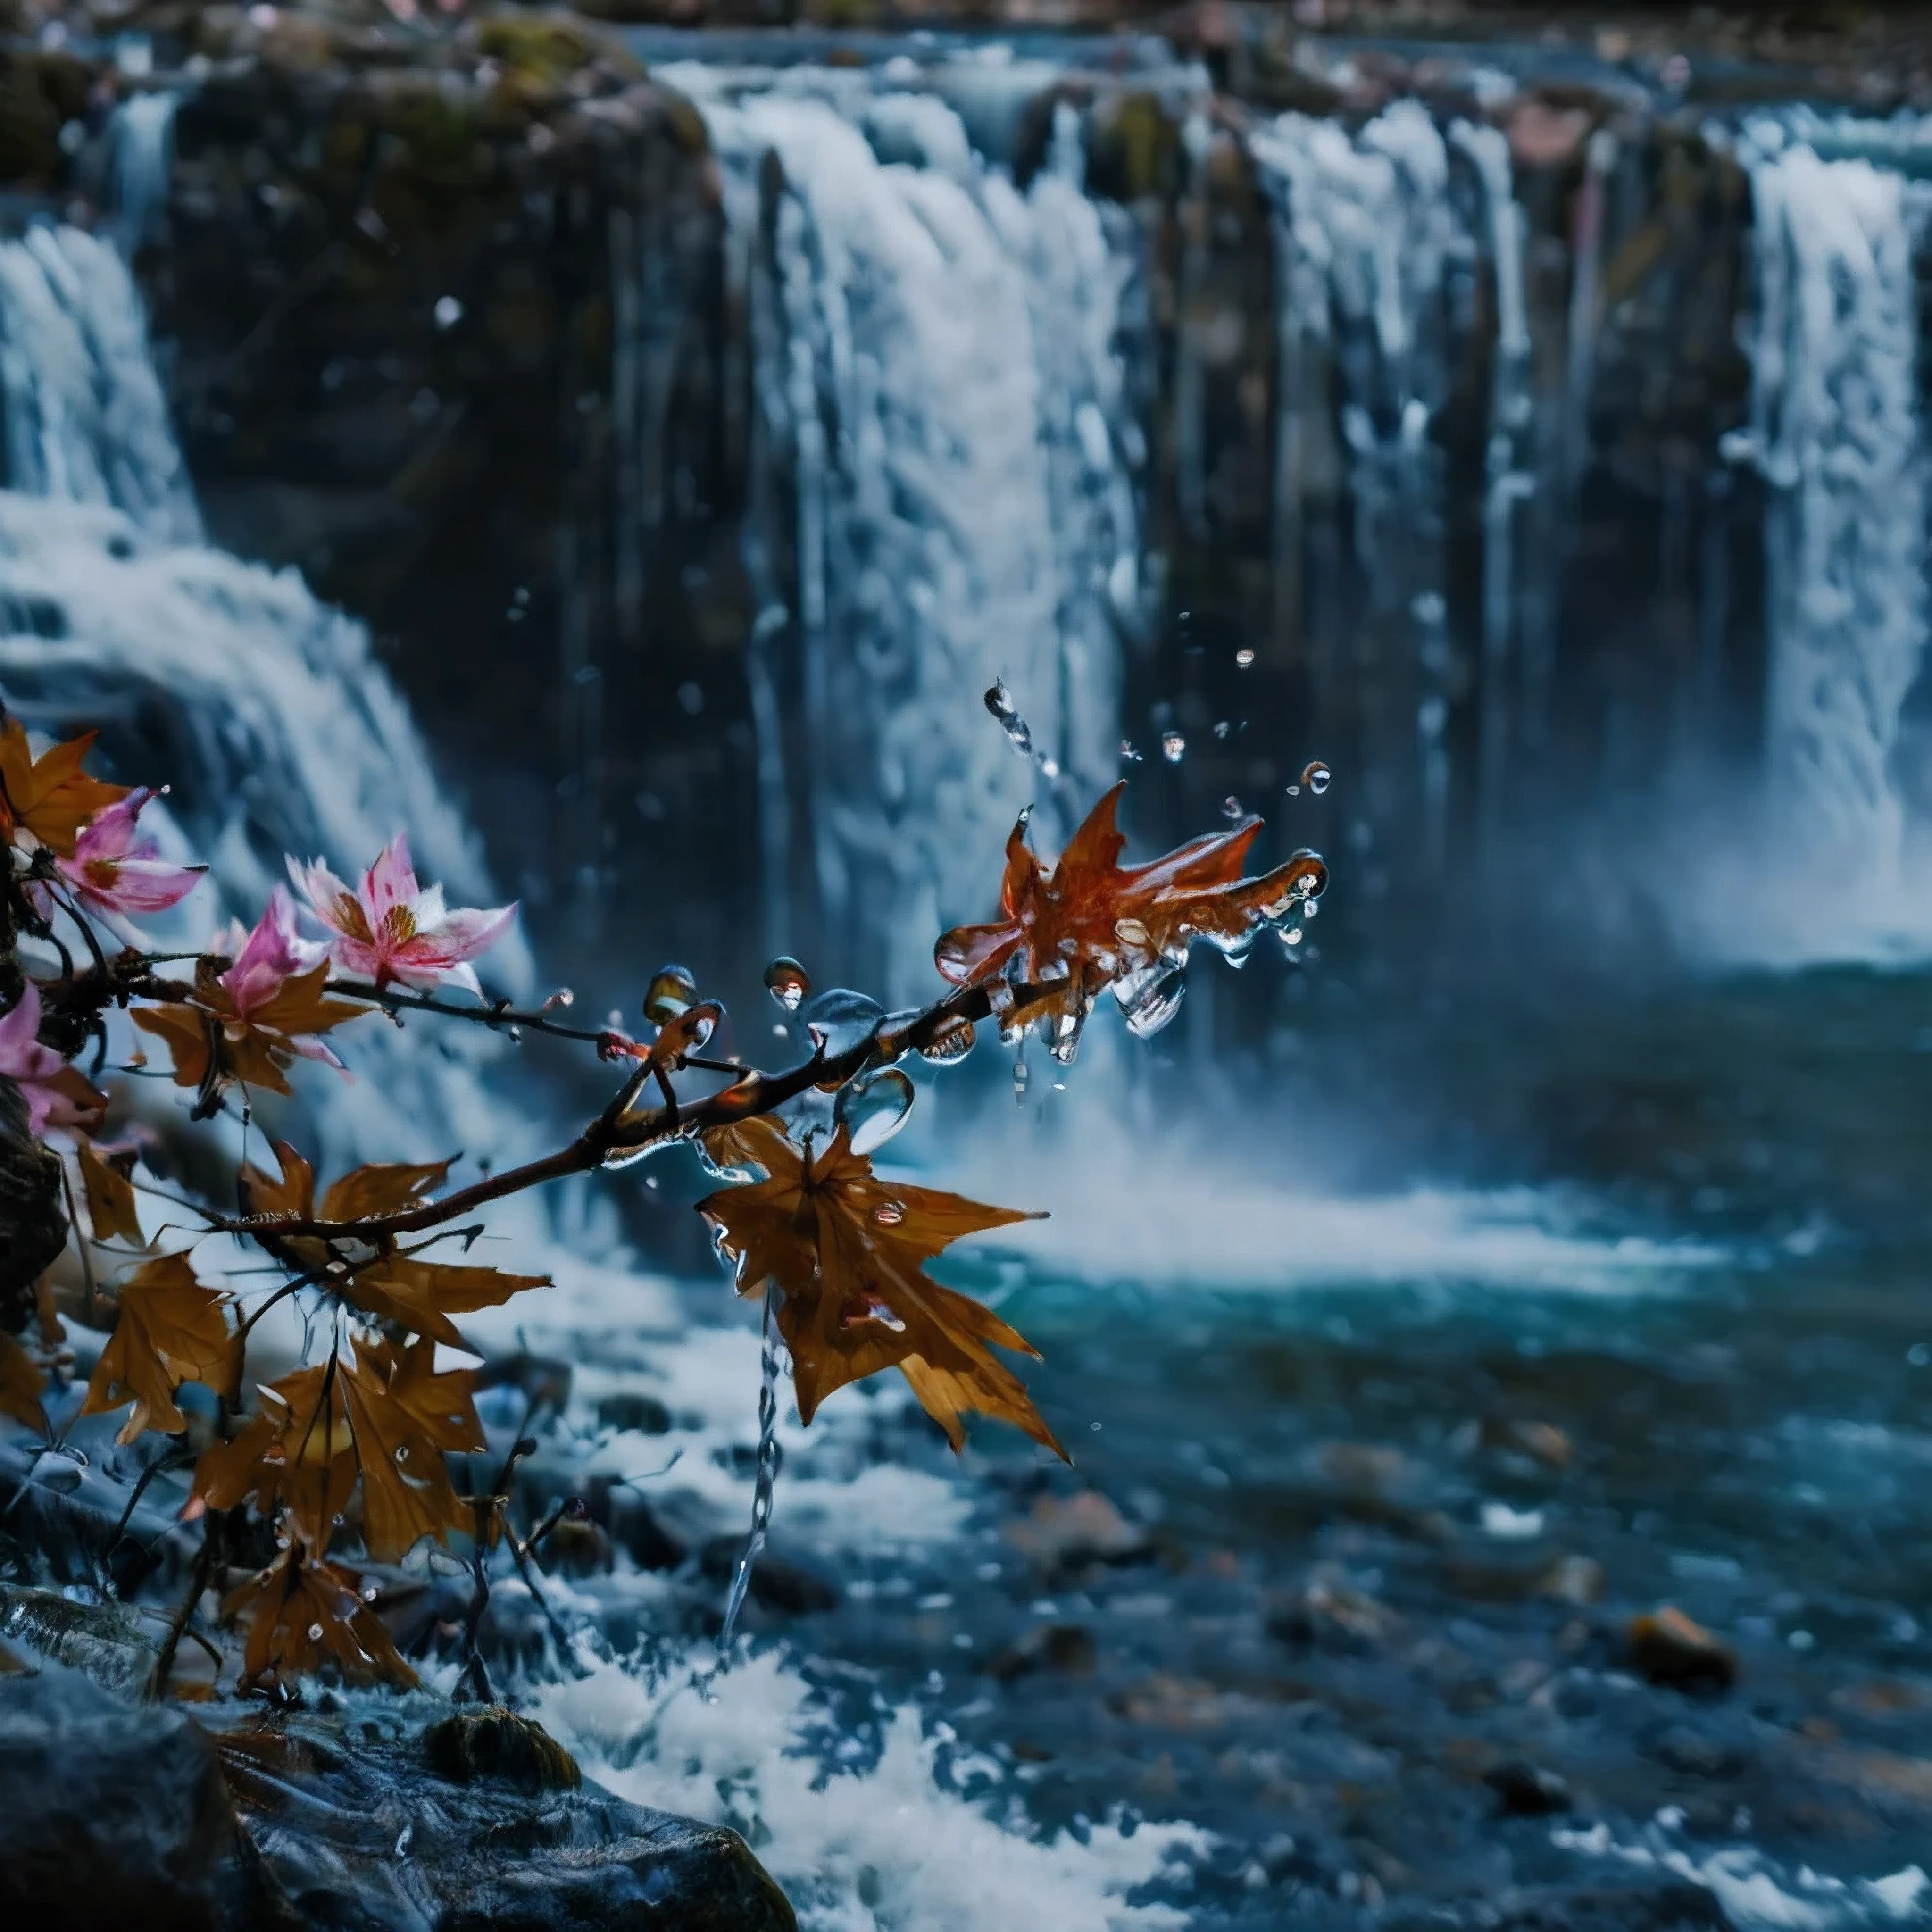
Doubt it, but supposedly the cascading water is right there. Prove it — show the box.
[667,61,1143,999]
[1730,115,1931,916]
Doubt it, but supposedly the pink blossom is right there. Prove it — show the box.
[31,788,203,923]
[209,887,342,1068]
[288,834,515,996]
[0,980,97,1137]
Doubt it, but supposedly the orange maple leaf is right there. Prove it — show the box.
[0,717,130,857]
[77,1141,142,1244]
[223,1546,417,1690]
[934,782,1326,1057]
[194,1357,355,1553]
[0,1332,47,1433]
[79,1254,237,1444]
[700,1123,1064,1457]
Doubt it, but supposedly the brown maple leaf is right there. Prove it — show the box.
[80,1254,237,1444]
[194,1357,355,1553]
[699,1123,1064,1457]
[934,782,1326,1058]
[0,717,130,857]
[77,1141,142,1244]
[223,1546,417,1690]
[0,1332,47,1433]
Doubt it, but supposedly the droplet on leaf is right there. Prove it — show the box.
[1300,760,1332,796]
[764,956,811,1012]
[1161,732,1185,763]
[919,1014,977,1064]
[835,1068,916,1155]
[643,964,699,1026]
[1112,960,1187,1040]
[873,1200,906,1227]
[802,988,886,1058]
[984,681,1033,758]
[1114,916,1150,950]
[307,1622,325,1643]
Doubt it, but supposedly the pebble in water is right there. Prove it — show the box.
[1301,759,1332,796]
[643,963,699,1026]
[919,1013,976,1064]
[763,956,810,1013]
[984,681,1033,758]
[1161,731,1185,764]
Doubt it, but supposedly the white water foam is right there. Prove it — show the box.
[541,1651,1207,1932]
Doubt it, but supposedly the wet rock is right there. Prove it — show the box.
[1477,1416,1575,1470]
[985,1622,1097,1681]
[214,1705,798,1931]
[597,1389,673,1435]
[538,1515,614,1579]
[1004,1490,1153,1573]
[1628,1606,1739,1695]
[1541,1554,1608,1605]
[1484,1759,1574,1816]
[1268,1573,1400,1652]
[1491,1879,1734,1932]
[0,1659,275,1932]
[1646,1722,1747,1779]
[698,1535,840,1617]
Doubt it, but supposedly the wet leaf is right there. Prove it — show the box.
[0,718,130,857]
[193,1360,354,1553]
[319,1158,454,1224]
[80,1254,236,1444]
[223,1547,417,1690]
[77,1141,142,1244]
[343,1255,549,1350]
[699,1125,1063,1457]
[0,1332,46,1433]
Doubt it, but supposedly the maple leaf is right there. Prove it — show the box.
[0,1333,46,1433]
[344,1255,548,1351]
[193,1358,354,1553]
[77,1141,142,1244]
[80,1254,237,1444]
[0,716,130,858]
[223,1547,417,1690]
[699,1124,1064,1457]
[934,782,1327,1058]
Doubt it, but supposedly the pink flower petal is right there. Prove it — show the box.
[221,887,314,1016]
[359,833,420,932]
[423,902,517,965]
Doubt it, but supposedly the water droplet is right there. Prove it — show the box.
[1222,796,1243,819]
[542,987,575,1011]
[835,1068,915,1155]
[1235,648,1255,668]
[918,1014,977,1064]
[984,681,1033,758]
[873,1200,906,1227]
[1112,960,1187,1039]
[307,1622,325,1643]
[1013,1051,1031,1100]
[1114,916,1151,950]
[1288,847,1329,899]
[1300,760,1332,796]
[1280,925,1304,948]
[1161,732,1185,764]
[394,1444,409,1464]
[764,956,810,1012]
[643,964,699,1026]
[1049,1003,1086,1066]
[802,988,886,1058]
[1214,720,1231,740]
[1119,738,1143,763]
[1039,756,1061,780]
[1286,785,1299,798]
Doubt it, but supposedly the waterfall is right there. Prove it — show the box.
[0,228,537,1168]
[1252,101,1496,873]
[668,62,1142,999]
[0,225,200,544]
[1732,117,1931,891]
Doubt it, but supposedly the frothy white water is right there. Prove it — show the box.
[0,225,200,542]
[541,1652,1205,1932]
[672,64,1141,998]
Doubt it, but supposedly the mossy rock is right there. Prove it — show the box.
[423,1706,583,1790]
[474,8,641,87]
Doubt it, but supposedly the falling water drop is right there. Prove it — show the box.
[1013,1050,1031,1100]
[873,1200,906,1227]
[1280,925,1304,948]
[1235,648,1255,668]
[643,963,699,1026]
[984,681,1033,758]
[1214,721,1231,740]
[763,956,810,1012]
[835,1067,916,1154]
[1119,738,1143,763]
[1286,785,1299,797]
[307,1623,325,1643]
[719,1286,785,1649]
[1161,732,1185,764]
[1300,760,1332,796]
[918,1014,977,1064]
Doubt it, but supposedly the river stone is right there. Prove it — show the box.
[0,1658,273,1932]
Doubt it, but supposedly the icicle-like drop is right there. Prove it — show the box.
[719,1284,786,1650]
